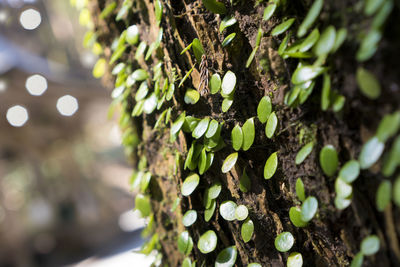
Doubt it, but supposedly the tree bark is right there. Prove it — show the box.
[87,0,400,266]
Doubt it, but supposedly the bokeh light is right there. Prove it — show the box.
[20,8,42,30]
[56,95,79,116]
[0,79,7,93]
[6,105,29,127]
[25,74,48,96]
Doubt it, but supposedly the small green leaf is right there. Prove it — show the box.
[257,96,272,124]
[222,152,238,173]
[332,28,347,53]
[271,18,295,36]
[319,145,338,176]
[394,176,400,207]
[140,172,151,192]
[210,73,222,94]
[193,117,210,139]
[350,252,364,267]
[332,93,346,112]
[376,180,392,212]
[364,0,385,16]
[292,65,325,85]
[100,2,117,19]
[198,230,218,254]
[313,25,336,56]
[334,196,352,210]
[242,118,255,151]
[265,112,278,138]
[246,46,258,68]
[202,0,227,14]
[179,65,195,87]
[376,112,400,143]
[239,168,251,193]
[287,252,303,267]
[171,112,186,136]
[155,0,163,25]
[220,200,237,221]
[222,97,234,112]
[359,136,384,169]
[206,120,219,138]
[248,264,262,267]
[221,71,237,96]
[295,142,314,165]
[278,33,291,55]
[178,231,194,255]
[372,1,394,29]
[338,160,360,183]
[135,194,151,217]
[192,38,205,62]
[208,181,222,200]
[301,196,318,222]
[356,30,381,62]
[235,205,248,221]
[274,232,294,252]
[180,42,193,55]
[264,152,278,179]
[182,257,192,267]
[383,136,400,176]
[93,58,106,78]
[135,41,147,60]
[295,178,306,202]
[297,0,324,37]
[321,73,331,111]
[215,246,237,267]
[126,25,139,45]
[181,173,200,196]
[198,148,207,175]
[220,15,237,32]
[231,125,244,151]
[335,178,353,199]
[143,93,157,114]
[289,206,308,227]
[182,210,198,227]
[131,69,149,81]
[135,82,149,101]
[205,199,216,222]
[241,218,254,243]
[360,235,380,256]
[356,67,381,100]
[263,3,277,21]
[222,33,236,47]
[184,88,200,104]
[182,116,199,133]
[299,28,320,52]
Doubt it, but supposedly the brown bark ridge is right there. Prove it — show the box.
[82,0,400,266]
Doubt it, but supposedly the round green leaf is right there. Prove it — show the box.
[206,119,219,138]
[205,199,216,222]
[271,18,295,36]
[295,178,306,202]
[356,67,381,100]
[222,152,238,173]
[334,196,352,210]
[241,218,254,243]
[182,257,192,267]
[221,71,237,96]
[274,232,294,252]
[171,112,186,135]
[335,178,353,199]
[313,26,336,56]
[263,3,277,21]
[289,206,308,227]
[210,73,222,94]
[265,112,278,138]
[287,252,303,267]
[222,33,236,47]
[248,264,262,267]
[376,112,400,143]
[376,180,392,212]
[198,230,218,254]
[394,176,400,208]
[301,196,318,222]
[292,65,325,85]
[182,210,198,227]
[154,0,162,25]
[222,97,234,112]
[220,200,237,221]
[364,0,385,15]
[360,235,380,256]
[182,116,199,133]
[178,231,194,255]
[332,28,347,53]
[297,0,323,37]
[135,41,147,60]
[143,93,157,114]
[359,136,384,169]
[319,145,338,176]
[184,88,200,104]
[239,168,251,193]
[93,58,106,78]
[231,125,243,151]
[112,62,125,75]
[202,0,227,14]
[350,252,364,267]
[192,38,205,62]
[338,160,360,183]
[135,82,149,101]
[193,117,210,139]
[181,173,200,196]
[242,118,255,151]
[235,205,248,221]
[295,142,314,165]
[215,246,237,267]
[220,15,237,32]
[126,25,139,45]
[131,69,149,81]
[264,152,278,179]
[135,194,151,217]
[299,29,320,52]
[257,96,272,123]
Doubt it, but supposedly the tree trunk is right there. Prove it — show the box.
[85,0,400,266]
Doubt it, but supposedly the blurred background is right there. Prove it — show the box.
[0,0,151,266]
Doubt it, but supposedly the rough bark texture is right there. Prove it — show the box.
[88,0,400,266]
